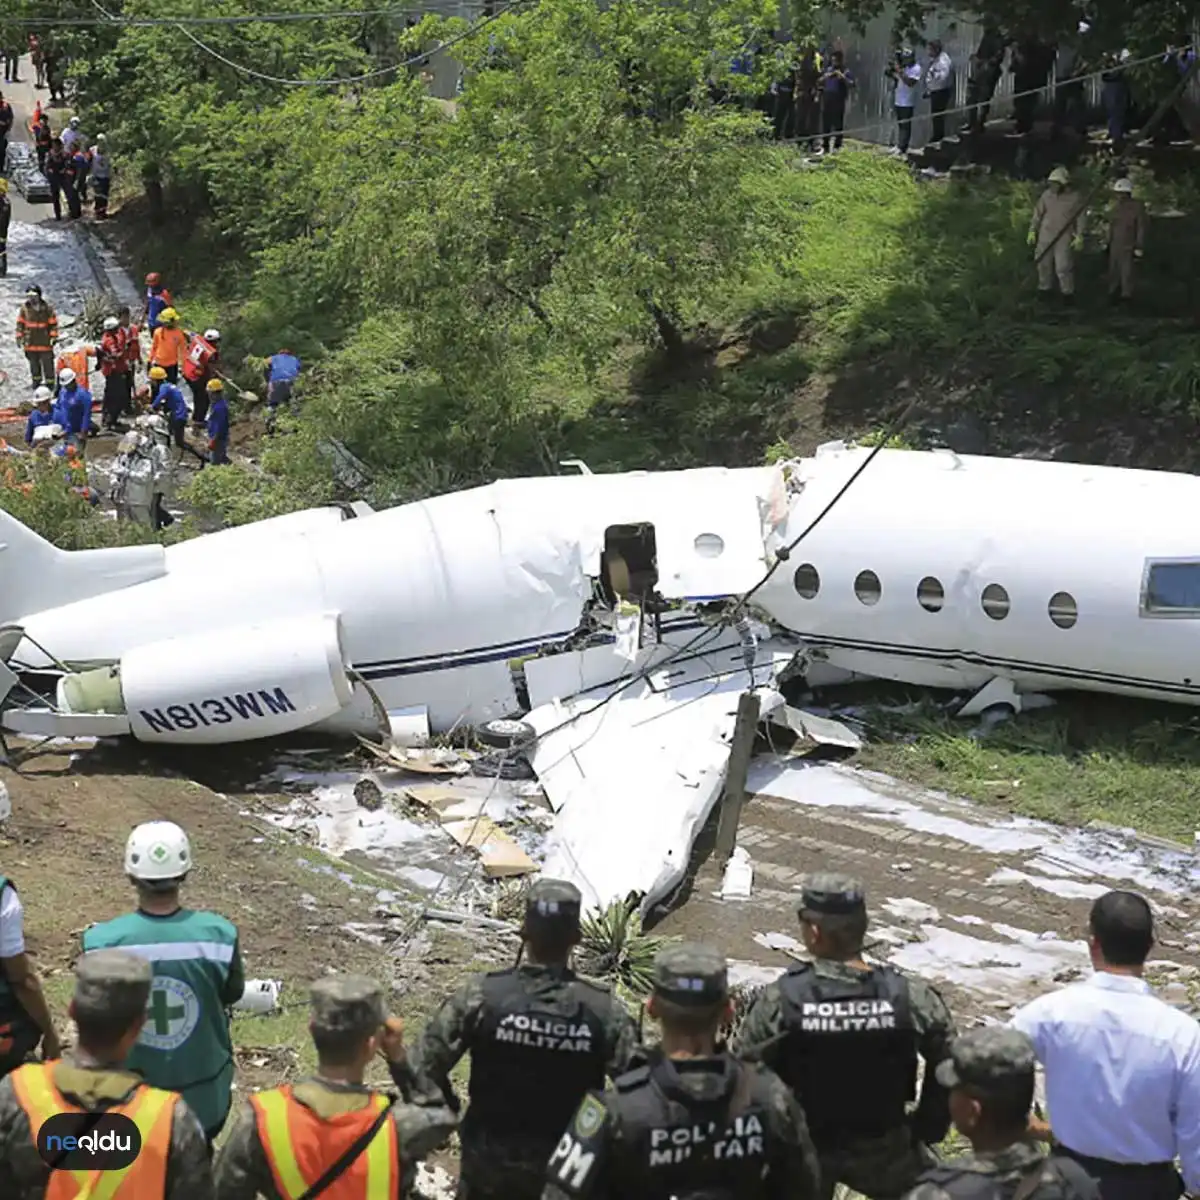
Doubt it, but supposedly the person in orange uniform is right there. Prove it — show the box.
[54,342,95,394]
[214,975,456,1199]
[149,307,187,385]
[0,948,213,1199]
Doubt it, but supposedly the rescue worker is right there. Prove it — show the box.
[1028,167,1086,301]
[543,943,821,1200]
[206,378,230,465]
[61,114,82,152]
[54,367,92,451]
[0,871,61,1078]
[91,132,113,219]
[63,142,85,220]
[81,821,244,1150]
[15,285,57,388]
[0,178,9,278]
[0,92,12,166]
[32,112,51,174]
[99,315,131,428]
[901,1028,1099,1200]
[144,272,175,333]
[44,137,69,221]
[214,974,458,1199]
[408,879,640,1200]
[22,391,54,446]
[151,368,207,466]
[733,874,958,1200]
[56,342,95,395]
[0,949,213,1199]
[118,304,141,409]
[183,327,221,426]
[264,347,301,432]
[1107,178,1146,303]
[150,307,188,383]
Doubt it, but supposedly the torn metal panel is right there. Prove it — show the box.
[769,706,864,750]
[529,631,789,914]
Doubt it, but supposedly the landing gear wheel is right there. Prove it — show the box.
[474,718,536,750]
[470,752,536,781]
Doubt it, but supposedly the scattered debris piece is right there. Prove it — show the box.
[720,846,754,899]
[442,816,535,878]
[354,778,384,812]
[233,979,283,1014]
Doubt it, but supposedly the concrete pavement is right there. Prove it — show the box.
[3,54,65,225]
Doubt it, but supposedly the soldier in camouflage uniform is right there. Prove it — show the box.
[408,879,640,1200]
[903,1027,1099,1200]
[732,874,958,1200]
[542,942,821,1200]
[214,974,457,1199]
[0,949,213,1200]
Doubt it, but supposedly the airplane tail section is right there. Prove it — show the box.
[0,509,167,627]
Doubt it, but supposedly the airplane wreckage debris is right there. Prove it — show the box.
[4,442,1200,912]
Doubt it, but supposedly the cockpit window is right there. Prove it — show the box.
[1141,559,1200,616]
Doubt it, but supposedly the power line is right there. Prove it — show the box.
[86,0,530,86]
[1,4,495,27]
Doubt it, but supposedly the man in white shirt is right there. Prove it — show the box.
[888,48,923,154]
[924,39,954,143]
[1011,890,1200,1200]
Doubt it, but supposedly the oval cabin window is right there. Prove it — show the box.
[854,570,882,606]
[917,576,944,613]
[1048,591,1078,629]
[793,563,820,599]
[981,583,1011,621]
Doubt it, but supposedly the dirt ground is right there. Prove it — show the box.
[0,738,504,1101]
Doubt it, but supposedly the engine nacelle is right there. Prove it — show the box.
[59,613,353,744]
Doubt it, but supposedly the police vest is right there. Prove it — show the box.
[82,908,239,1135]
[776,962,917,1141]
[609,1052,774,1200]
[920,1156,1099,1200]
[466,968,609,1142]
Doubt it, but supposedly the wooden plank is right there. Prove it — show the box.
[714,691,762,863]
[441,816,535,878]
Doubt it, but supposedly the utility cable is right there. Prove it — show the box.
[2,5,495,27]
[88,0,531,87]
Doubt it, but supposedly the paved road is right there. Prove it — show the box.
[3,54,61,225]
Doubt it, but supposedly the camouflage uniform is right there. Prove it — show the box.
[732,875,957,1200]
[408,880,640,1200]
[543,942,821,1200]
[214,975,457,1199]
[903,1027,1099,1200]
[0,949,213,1200]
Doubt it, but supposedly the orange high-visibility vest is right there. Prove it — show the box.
[251,1086,400,1200]
[11,1060,178,1200]
[56,348,92,393]
[149,326,188,370]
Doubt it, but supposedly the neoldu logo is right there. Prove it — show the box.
[37,1112,142,1171]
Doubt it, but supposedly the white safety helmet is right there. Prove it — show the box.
[33,385,52,404]
[125,820,192,884]
[1048,166,1070,186]
[69,116,80,128]
[1113,177,1134,195]
[204,328,220,342]
[95,132,107,144]
[58,367,76,385]
[103,316,119,330]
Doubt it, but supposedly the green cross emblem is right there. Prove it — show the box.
[148,987,186,1035]
[150,843,169,862]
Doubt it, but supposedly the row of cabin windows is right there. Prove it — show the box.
[791,563,1079,629]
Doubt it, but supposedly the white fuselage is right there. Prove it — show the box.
[11,446,1200,742]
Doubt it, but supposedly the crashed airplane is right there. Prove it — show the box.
[2,442,1197,909]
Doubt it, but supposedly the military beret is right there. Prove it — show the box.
[936,1027,1037,1093]
[525,878,582,925]
[74,949,152,1025]
[798,873,866,916]
[310,975,386,1039]
[653,942,728,1006]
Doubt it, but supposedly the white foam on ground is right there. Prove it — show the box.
[987,868,1109,900]
[883,897,942,922]
[749,758,1200,896]
[753,931,803,954]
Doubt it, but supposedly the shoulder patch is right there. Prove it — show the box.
[574,1093,607,1138]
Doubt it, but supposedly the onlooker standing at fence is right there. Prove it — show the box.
[1011,890,1200,1200]
[924,39,954,143]
[820,50,854,152]
[887,48,922,154]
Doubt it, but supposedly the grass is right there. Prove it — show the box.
[852,689,1200,844]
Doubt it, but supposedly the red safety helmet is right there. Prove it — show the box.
[145,272,161,287]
